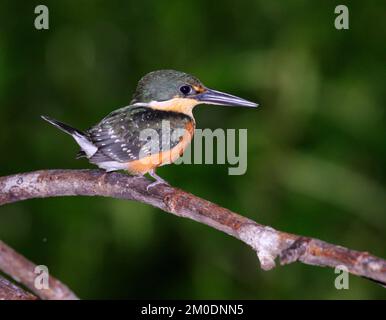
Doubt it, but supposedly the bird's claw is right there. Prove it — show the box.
[146,180,168,191]
[146,170,169,191]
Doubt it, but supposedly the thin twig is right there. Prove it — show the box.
[0,240,79,300]
[0,169,385,288]
[0,275,38,300]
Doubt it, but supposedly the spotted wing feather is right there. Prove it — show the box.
[87,106,193,164]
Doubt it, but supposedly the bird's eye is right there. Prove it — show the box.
[179,85,192,95]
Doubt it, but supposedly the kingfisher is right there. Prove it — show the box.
[42,70,258,189]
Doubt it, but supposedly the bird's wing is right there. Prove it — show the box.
[87,106,192,164]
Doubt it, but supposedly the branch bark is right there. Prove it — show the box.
[0,240,78,300]
[0,275,38,300]
[0,169,385,290]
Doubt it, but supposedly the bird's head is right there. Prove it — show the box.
[131,70,258,115]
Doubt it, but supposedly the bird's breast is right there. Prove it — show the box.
[126,118,195,174]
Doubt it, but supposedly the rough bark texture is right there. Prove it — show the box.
[0,275,38,300]
[0,169,385,299]
[0,240,78,300]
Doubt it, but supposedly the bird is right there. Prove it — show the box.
[42,69,258,189]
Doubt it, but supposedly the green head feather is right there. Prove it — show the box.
[131,70,203,103]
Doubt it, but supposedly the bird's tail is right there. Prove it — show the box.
[41,115,97,158]
[41,115,85,137]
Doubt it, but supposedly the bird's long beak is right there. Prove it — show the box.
[195,88,258,108]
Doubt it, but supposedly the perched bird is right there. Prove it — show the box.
[42,70,258,188]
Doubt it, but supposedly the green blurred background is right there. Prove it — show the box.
[0,0,385,299]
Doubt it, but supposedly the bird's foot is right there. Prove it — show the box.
[147,170,169,191]
[146,180,168,191]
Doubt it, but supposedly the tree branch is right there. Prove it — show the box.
[0,240,79,300]
[0,169,385,289]
[0,275,38,300]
